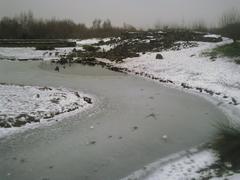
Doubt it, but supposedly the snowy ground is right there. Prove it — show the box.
[75,38,103,46]
[0,47,76,61]
[75,38,114,52]
[0,38,112,61]
[123,147,240,180]
[99,37,240,121]
[0,84,93,138]
[122,147,218,180]
[98,37,240,179]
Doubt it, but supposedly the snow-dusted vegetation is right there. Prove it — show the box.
[0,84,93,137]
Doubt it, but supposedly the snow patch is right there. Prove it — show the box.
[0,47,75,61]
[76,38,111,46]
[76,38,101,46]
[0,84,94,138]
[122,149,218,180]
[204,34,222,39]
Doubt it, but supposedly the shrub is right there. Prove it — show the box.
[213,119,240,170]
[82,45,100,52]
[202,42,240,64]
[35,45,55,50]
[219,10,240,42]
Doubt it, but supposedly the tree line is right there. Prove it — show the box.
[0,11,136,39]
[1,11,239,41]
[153,9,240,42]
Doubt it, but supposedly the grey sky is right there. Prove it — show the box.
[0,0,239,28]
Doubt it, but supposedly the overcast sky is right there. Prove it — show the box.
[0,0,239,28]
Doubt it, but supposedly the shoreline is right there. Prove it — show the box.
[93,39,240,179]
[0,59,226,180]
[0,36,239,179]
[95,38,239,124]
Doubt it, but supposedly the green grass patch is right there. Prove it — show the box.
[203,42,240,64]
[215,42,240,57]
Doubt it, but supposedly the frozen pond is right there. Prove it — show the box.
[0,61,228,180]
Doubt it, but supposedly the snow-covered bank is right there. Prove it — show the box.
[0,84,94,138]
[0,38,112,61]
[76,38,114,52]
[122,147,219,180]
[75,38,102,46]
[123,146,240,180]
[97,37,240,179]
[75,38,111,45]
[99,37,240,121]
[0,47,74,61]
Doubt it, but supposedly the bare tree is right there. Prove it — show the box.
[220,9,240,42]
[102,19,112,29]
[123,23,136,31]
[0,12,136,39]
[92,19,102,29]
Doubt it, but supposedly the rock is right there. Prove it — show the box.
[11,114,37,127]
[89,141,96,145]
[210,55,217,61]
[39,87,52,91]
[232,97,238,105]
[132,126,138,131]
[83,97,92,104]
[181,83,192,89]
[0,119,11,128]
[54,66,60,72]
[204,89,214,96]
[156,54,163,59]
[196,87,203,92]
[74,92,80,98]
[50,98,60,104]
